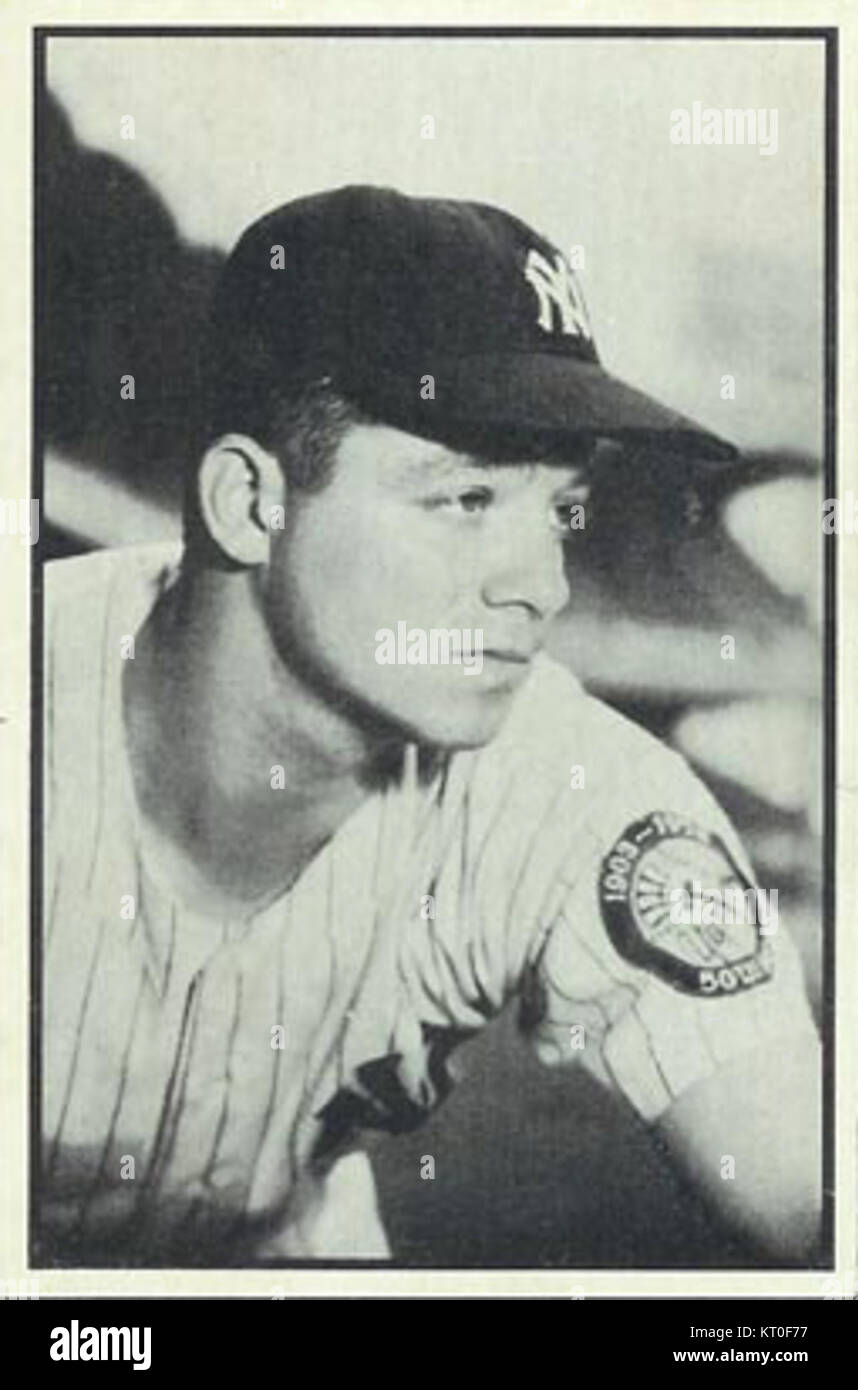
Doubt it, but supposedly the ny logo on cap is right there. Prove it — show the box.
[524,249,592,340]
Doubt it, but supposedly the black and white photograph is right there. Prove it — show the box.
[25,22,838,1283]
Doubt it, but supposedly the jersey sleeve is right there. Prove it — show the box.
[521,743,818,1123]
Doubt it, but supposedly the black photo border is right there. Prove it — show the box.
[30,22,838,1275]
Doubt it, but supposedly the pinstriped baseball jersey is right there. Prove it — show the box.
[42,544,817,1262]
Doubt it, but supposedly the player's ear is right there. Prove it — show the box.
[196,434,285,566]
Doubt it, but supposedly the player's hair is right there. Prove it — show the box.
[182,378,372,565]
[182,372,602,566]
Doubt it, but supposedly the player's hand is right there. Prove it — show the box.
[255,1151,392,1260]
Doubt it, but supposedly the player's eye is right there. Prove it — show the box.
[423,486,495,515]
[456,487,494,514]
[552,490,590,536]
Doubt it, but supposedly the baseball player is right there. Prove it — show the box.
[42,186,821,1265]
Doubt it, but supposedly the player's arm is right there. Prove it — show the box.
[654,1032,822,1263]
[521,745,822,1266]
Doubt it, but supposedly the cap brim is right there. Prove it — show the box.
[348,354,737,464]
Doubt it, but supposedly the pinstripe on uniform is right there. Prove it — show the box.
[41,544,818,1260]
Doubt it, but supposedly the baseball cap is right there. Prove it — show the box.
[208,184,737,464]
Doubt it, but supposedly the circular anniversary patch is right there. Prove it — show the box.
[598,811,774,997]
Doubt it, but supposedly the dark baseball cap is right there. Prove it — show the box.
[208,184,737,464]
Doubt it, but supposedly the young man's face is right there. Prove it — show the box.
[262,421,589,749]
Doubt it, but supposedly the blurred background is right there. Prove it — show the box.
[40,35,826,1266]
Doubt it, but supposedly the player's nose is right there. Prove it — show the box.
[479,532,569,622]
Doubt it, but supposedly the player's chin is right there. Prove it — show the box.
[380,673,520,750]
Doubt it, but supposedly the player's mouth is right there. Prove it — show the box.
[482,647,537,665]
[477,649,538,688]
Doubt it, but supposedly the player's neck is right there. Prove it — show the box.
[122,563,402,911]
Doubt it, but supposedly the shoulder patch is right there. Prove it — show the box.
[598,812,774,998]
